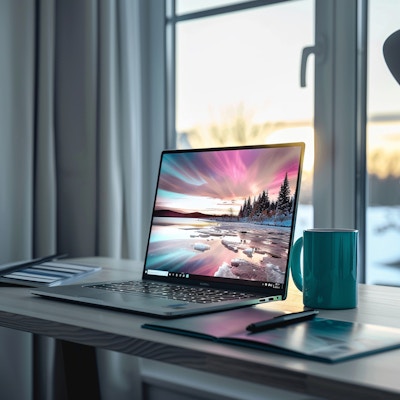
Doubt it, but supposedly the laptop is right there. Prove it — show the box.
[32,143,305,317]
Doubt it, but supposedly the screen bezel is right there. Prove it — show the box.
[142,142,305,298]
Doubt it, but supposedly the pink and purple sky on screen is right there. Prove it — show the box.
[156,147,301,216]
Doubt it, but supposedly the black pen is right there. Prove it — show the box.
[246,309,319,333]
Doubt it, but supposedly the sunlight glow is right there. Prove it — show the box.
[266,127,314,173]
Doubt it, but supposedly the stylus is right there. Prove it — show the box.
[246,309,319,333]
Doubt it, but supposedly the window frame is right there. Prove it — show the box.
[313,0,367,282]
[164,0,368,281]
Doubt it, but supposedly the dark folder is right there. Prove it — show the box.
[143,306,400,363]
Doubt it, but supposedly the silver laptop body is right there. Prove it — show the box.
[32,143,305,317]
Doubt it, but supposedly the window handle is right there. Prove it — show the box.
[300,35,327,87]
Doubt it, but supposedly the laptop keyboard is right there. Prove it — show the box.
[86,281,257,304]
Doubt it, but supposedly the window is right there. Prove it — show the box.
[166,0,400,285]
[366,0,400,285]
[169,0,314,241]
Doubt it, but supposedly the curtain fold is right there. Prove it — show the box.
[118,0,146,259]
[34,0,57,256]
[0,0,36,262]
[97,0,123,257]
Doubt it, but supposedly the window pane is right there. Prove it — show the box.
[367,0,400,285]
[175,0,314,237]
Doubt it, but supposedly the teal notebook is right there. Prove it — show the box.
[142,307,400,363]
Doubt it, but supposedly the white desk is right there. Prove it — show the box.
[1,257,400,399]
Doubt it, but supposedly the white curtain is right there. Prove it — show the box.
[52,0,151,259]
[0,2,37,399]
[0,0,166,398]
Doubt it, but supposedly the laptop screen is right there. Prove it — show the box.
[143,143,305,294]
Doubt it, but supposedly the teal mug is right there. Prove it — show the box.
[290,229,358,309]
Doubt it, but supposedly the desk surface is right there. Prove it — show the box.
[1,257,400,400]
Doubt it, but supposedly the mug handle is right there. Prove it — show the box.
[289,237,304,291]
